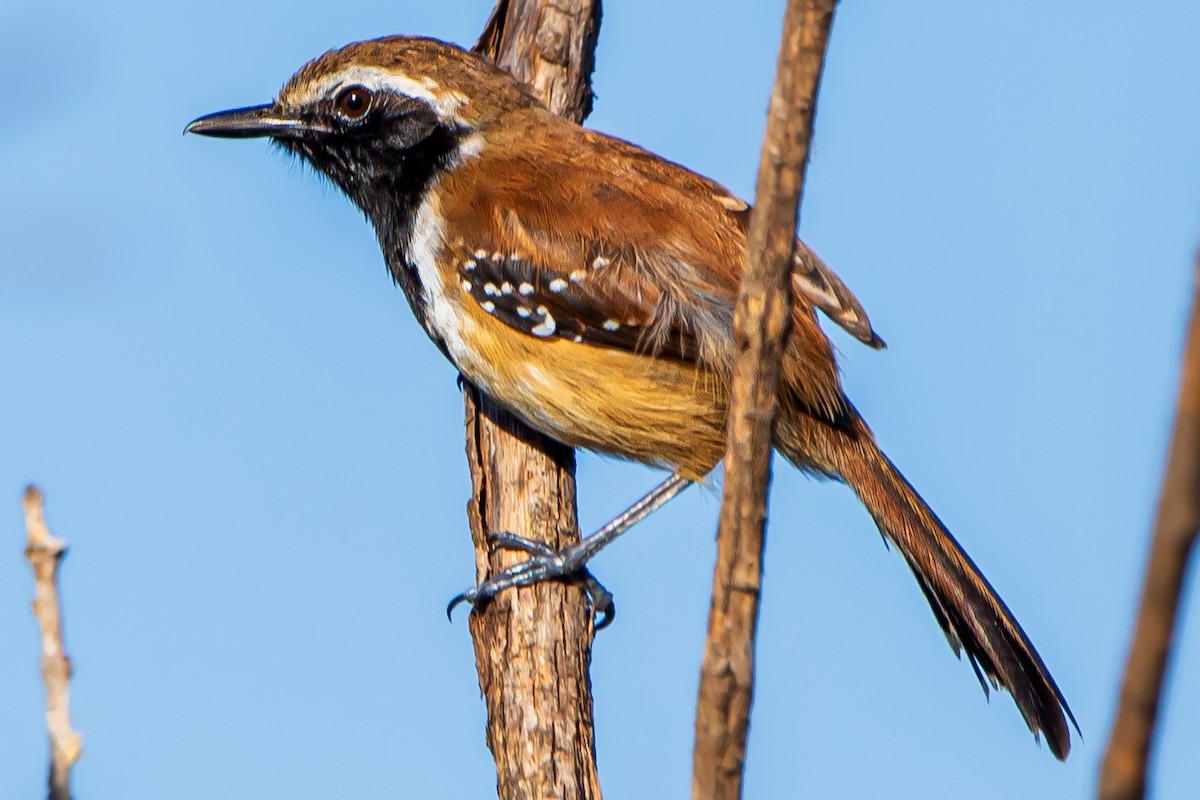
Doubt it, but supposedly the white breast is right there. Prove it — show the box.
[407,192,519,407]
[407,193,477,365]
[407,180,565,427]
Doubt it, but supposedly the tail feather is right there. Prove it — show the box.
[777,411,1078,759]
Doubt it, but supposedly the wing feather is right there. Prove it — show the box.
[437,114,883,366]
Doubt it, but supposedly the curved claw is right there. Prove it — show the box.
[443,474,690,629]
[446,550,619,629]
[593,599,615,631]
[580,570,615,631]
[446,591,473,622]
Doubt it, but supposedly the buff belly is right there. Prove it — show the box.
[446,300,728,480]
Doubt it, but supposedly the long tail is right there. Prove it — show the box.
[776,410,1078,759]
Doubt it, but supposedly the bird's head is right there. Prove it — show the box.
[186,36,536,206]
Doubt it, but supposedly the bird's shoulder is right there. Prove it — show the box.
[438,110,883,350]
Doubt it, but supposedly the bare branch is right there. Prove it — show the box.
[462,3,603,798]
[475,0,599,123]
[463,399,601,799]
[1099,250,1200,800]
[23,485,82,800]
[692,2,837,798]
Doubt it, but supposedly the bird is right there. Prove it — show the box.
[186,34,1077,758]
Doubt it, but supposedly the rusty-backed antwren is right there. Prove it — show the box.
[186,35,1077,757]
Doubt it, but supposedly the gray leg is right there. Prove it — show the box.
[447,473,694,628]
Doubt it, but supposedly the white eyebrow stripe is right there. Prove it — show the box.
[292,66,470,119]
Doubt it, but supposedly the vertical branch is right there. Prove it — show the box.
[23,485,83,800]
[1099,251,1200,800]
[463,2,603,798]
[692,2,836,799]
[476,0,600,122]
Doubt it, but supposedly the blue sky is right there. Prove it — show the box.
[3,1,1199,797]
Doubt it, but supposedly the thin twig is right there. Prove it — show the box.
[23,485,82,800]
[692,2,837,798]
[462,3,604,798]
[1099,250,1200,800]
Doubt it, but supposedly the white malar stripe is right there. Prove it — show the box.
[408,193,474,364]
[295,66,470,120]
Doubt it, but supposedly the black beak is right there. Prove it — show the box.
[184,104,315,139]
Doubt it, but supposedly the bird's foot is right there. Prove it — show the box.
[446,532,615,629]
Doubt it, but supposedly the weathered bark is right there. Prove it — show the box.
[23,486,82,800]
[692,3,837,798]
[1099,251,1200,800]
[462,3,604,798]
[476,0,600,123]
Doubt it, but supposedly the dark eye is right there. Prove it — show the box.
[335,86,373,120]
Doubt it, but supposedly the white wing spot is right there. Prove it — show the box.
[482,301,496,314]
[531,307,557,337]
[573,335,583,343]
[492,252,504,261]
[549,278,568,293]
[473,249,489,259]
[569,270,586,282]
[603,319,620,331]
[516,306,532,318]
[484,283,500,297]
[509,253,522,261]
[461,280,472,292]
[463,260,477,271]
[593,256,610,269]
[501,282,514,295]
[519,282,535,296]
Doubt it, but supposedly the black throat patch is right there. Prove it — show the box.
[279,114,463,343]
